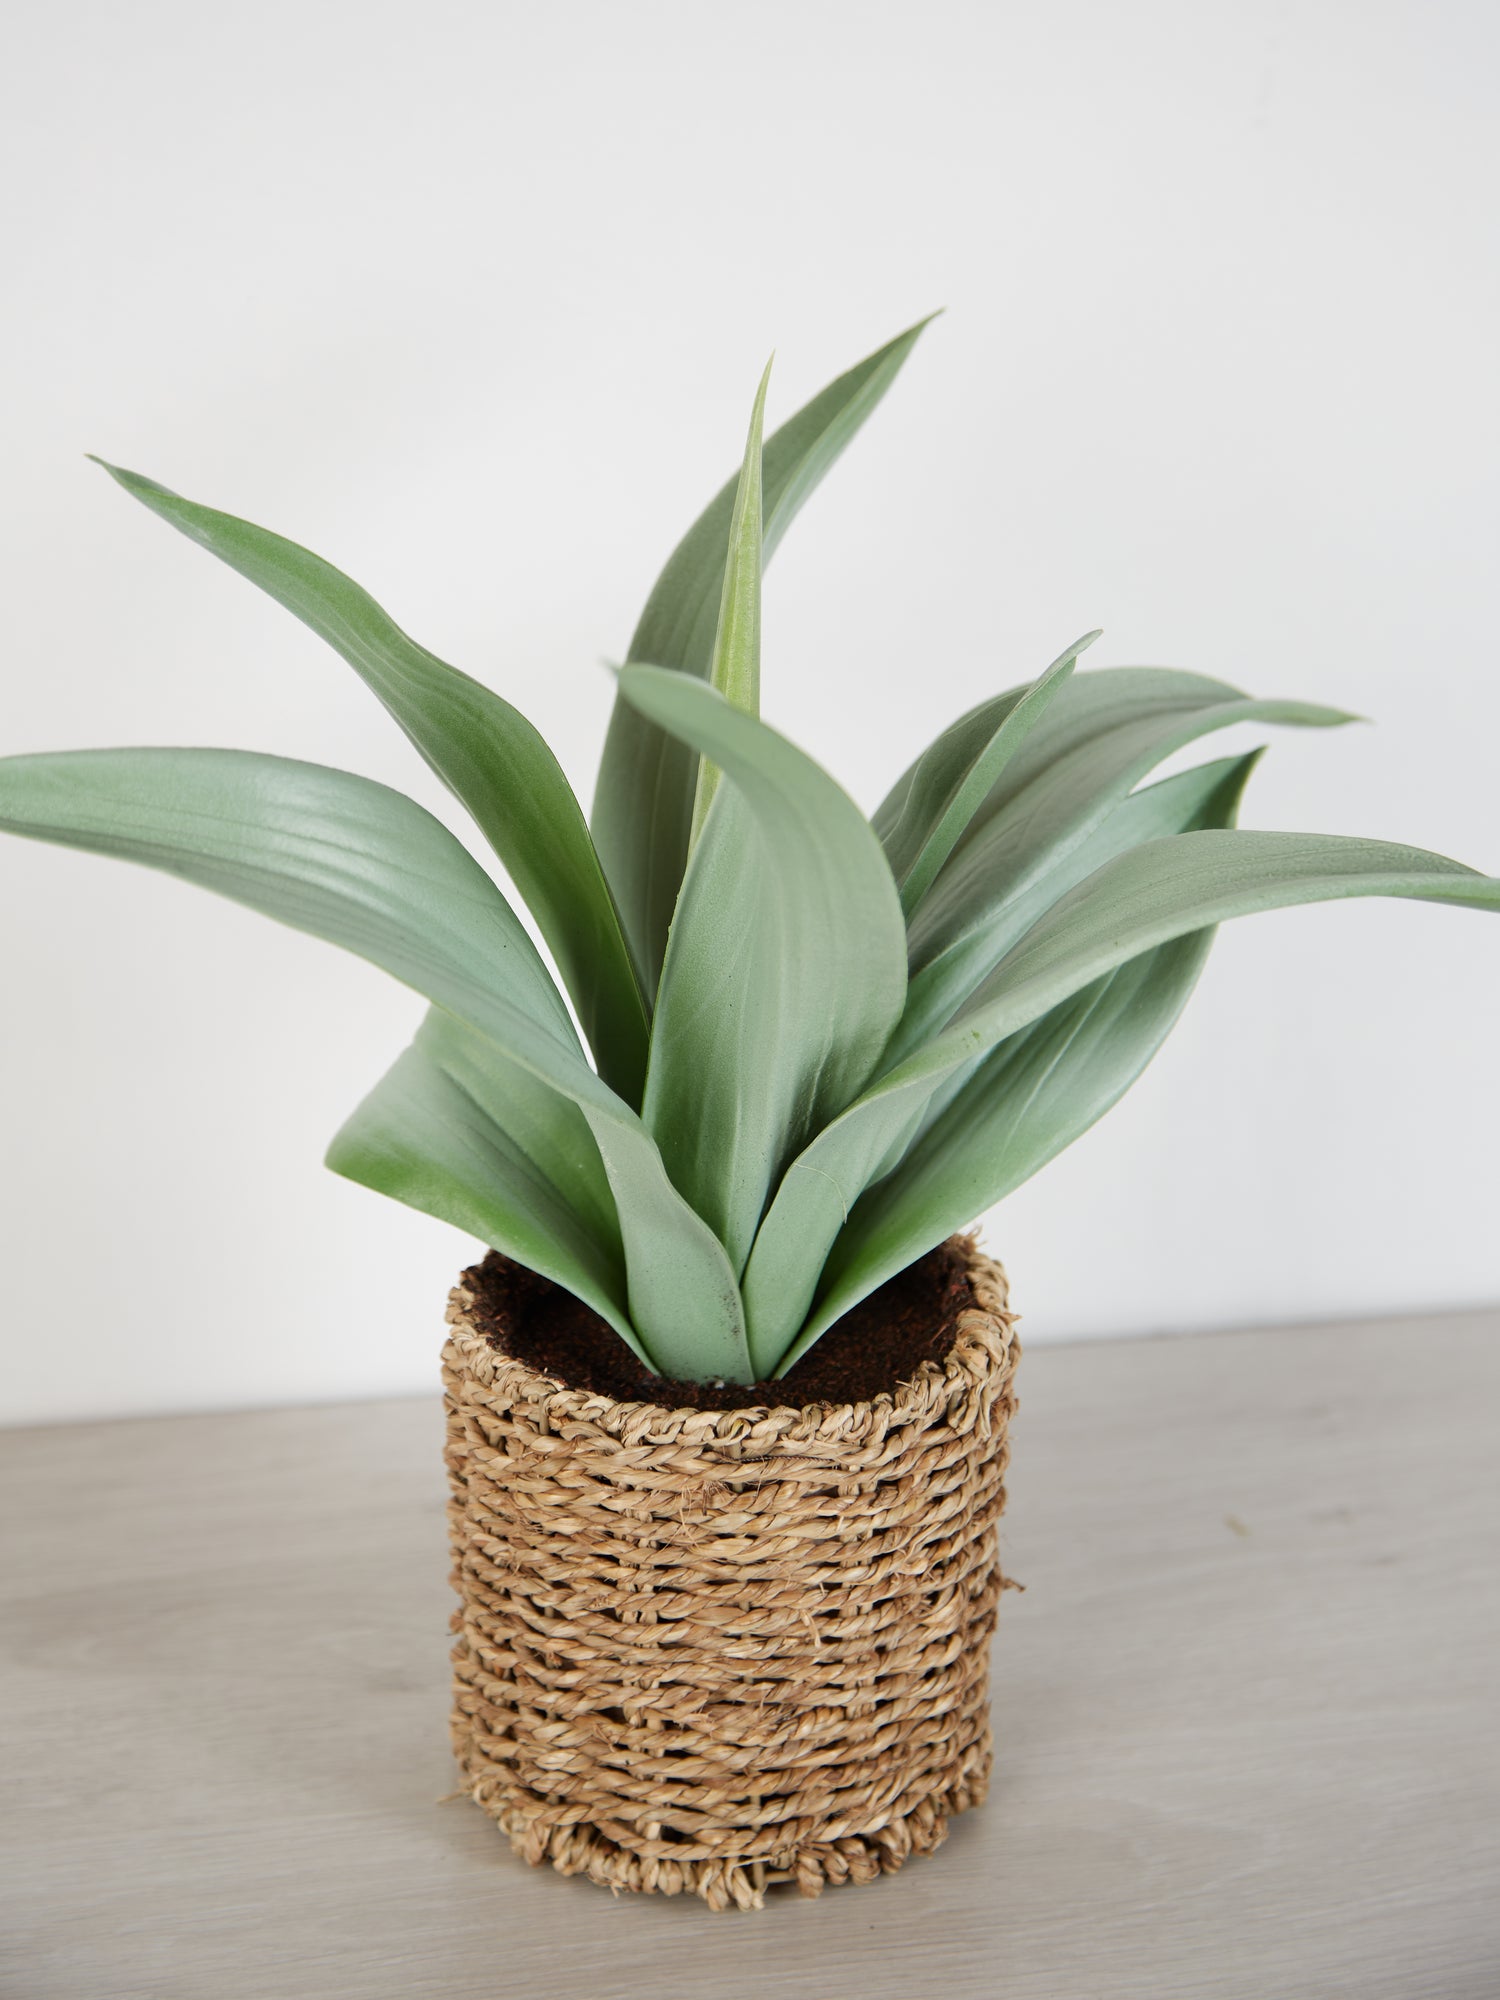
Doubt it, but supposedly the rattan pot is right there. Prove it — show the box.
[441,1235,1020,1911]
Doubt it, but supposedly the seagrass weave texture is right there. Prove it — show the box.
[442,1236,1020,1911]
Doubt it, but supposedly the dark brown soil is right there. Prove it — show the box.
[460,1239,975,1411]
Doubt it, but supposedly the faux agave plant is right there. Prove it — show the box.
[3,320,1497,1386]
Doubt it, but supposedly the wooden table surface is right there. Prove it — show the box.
[4,1306,1498,2000]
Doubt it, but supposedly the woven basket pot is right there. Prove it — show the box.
[442,1235,1019,1911]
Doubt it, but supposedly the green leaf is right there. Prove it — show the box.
[689,359,771,850]
[744,819,1500,1373]
[875,630,1099,915]
[0,745,748,1381]
[92,459,651,1104]
[592,316,936,993]
[938,666,1248,847]
[902,751,1269,1143]
[770,753,1260,1370]
[789,940,1215,1372]
[0,743,574,1042]
[949,829,1500,1055]
[327,1008,647,1363]
[744,750,1260,1364]
[406,1008,624,1254]
[620,667,908,1280]
[892,673,1356,1057]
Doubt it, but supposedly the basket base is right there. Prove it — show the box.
[461,1749,991,1911]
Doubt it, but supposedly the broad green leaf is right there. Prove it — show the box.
[769,754,1259,1370]
[593,316,935,992]
[891,675,1356,1057]
[92,460,651,1104]
[948,829,1500,1058]
[783,940,1214,1373]
[689,359,770,849]
[621,667,907,1278]
[900,751,1268,1146]
[939,666,1248,847]
[327,1009,646,1363]
[406,1008,623,1254]
[745,750,1260,1367]
[0,746,747,1380]
[744,822,1500,1373]
[876,631,1099,915]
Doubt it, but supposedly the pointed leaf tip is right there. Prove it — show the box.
[87,454,653,1099]
[593,315,937,989]
[688,360,771,848]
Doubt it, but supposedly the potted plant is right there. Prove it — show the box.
[2,320,1496,1911]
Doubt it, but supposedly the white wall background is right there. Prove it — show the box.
[2,0,1497,1424]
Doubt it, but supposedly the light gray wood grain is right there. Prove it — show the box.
[3,1309,1498,2000]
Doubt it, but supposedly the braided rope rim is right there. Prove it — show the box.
[442,1235,1019,1910]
